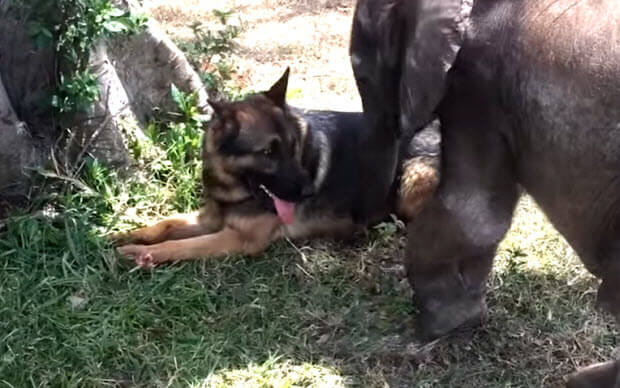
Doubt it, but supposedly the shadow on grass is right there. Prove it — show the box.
[0,197,618,387]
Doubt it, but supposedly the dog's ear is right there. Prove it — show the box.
[207,99,239,141]
[264,67,290,107]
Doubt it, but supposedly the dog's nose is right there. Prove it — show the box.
[301,184,315,198]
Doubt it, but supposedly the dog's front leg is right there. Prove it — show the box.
[111,212,207,245]
[111,201,223,245]
[117,215,281,267]
[117,228,245,266]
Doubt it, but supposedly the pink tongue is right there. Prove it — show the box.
[273,196,295,224]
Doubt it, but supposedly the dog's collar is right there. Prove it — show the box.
[292,110,309,163]
[312,130,330,191]
[292,109,330,192]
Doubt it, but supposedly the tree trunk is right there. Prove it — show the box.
[0,2,212,206]
[0,72,38,199]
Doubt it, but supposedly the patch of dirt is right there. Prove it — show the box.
[141,0,361,111]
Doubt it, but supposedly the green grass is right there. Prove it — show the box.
[1,116,618,387]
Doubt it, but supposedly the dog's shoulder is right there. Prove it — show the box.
[291,108,373,220]
[295,108,366,138]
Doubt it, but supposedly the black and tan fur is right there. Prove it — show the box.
[115,69,439,267]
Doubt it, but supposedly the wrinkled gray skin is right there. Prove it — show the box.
[350,0,620,344]
[566,360,620,388]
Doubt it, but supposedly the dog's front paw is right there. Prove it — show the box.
[118,244,158,269]
[108,231,134,246]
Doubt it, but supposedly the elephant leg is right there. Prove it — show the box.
[594,237,620,319]
[565,359,620,388]
[406,194,515,338]
[355,128,399,223]
[597,278,620,319]
[597,270,620,320]
[407,229,495,339]
[405,77,519,339]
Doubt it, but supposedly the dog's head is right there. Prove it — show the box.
[206,68,314,224]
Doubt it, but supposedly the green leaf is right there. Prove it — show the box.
[107,7,127,17]
[51,95,60,108]
[103,20,128,33]
[170,84,186,111]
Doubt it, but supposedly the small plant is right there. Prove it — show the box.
[177,9,243,99]
[170,84,206,128]
[189,10,240,58]
[153,85,206,210]
[51,70,100,114]
[23,0,146,115]
[122,84,207,213]
[27,0,146,66]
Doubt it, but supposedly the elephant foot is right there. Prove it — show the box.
[416,294,488,339]
[595,279,620,320]
[566,360,620,388]
[410,256,492,339]
[410,255,493,339]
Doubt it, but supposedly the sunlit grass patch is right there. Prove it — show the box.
[194,357,346,388]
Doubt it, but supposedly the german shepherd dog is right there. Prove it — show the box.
[115,69,439,268]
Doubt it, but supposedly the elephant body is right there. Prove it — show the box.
[350,0,620,338]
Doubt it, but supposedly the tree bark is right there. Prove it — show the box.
[0,2,212,204]
[0,72,38,198]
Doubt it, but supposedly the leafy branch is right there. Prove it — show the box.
[22,0,147,114]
